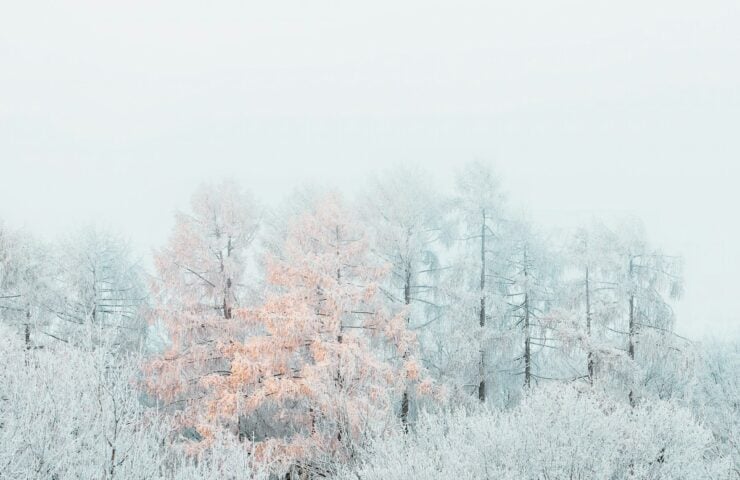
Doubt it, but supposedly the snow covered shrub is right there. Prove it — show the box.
[338,383,731,480]
[0,330,156,478]
[689,340,740,475]
[0,326,271,479]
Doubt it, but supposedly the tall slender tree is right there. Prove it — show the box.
[0,222,53,351]
[452,162,506,402]
[360,166,451,429]
[564,221,623,385]
[144,180,260,429]
[502,221,560,390]
[617,221,683,406]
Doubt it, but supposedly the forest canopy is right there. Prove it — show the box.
[0,163,737,479]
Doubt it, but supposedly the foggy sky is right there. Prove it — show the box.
[2,1,739,339]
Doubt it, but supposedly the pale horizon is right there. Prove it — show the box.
[2,3,739,336]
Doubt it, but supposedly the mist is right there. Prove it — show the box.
[1,3,738,478]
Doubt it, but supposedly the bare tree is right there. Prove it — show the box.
[452,161,506,402]
[360,165,452,429]
[0,222,53,351]
[48,227,147,352]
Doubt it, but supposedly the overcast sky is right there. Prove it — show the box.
[2,1,739,339]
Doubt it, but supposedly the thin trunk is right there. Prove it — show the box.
[335,225,343,443]
[400,265,411,432]
[308,407,316,435]
[24,307,31,367]
[628,257,636,407]
[223,236,236,436]
[400,393,409,433]
[310,284,323,436]
[478,210,487,402]
[523,255,531,389]
[223,237,233,320]
[586,266,594,385]
[24,308,31,350]
[91,267,98,347]
[223,277,232,320]
[524,291,531,388]
[237,414,247,442]
[109,446,116,478]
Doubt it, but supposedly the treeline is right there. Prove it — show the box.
[0,163,737,479]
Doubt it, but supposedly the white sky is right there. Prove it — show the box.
[1,1,739,339]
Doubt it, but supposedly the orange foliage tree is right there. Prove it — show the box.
[205,193,421,473]
[144,180,260,435]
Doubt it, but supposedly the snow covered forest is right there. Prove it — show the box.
[0,163,737,479]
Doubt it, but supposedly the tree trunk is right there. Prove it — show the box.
[628,257,636,407]
[585,266,594,385]
[400,392,409,433]
[478,210,487,401]
[24,308,31,350]
[237,414,248,442]
[335,225,343,442]
[524,291,531,388]
[223,237,233,319]
[24,306,31,367]
[523,256,531,389]
[401,266,411,432]
[223,277,232,319]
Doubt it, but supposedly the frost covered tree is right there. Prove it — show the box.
[559,220,684,404]
[449,161,508,402]
[206,193,422,476]
[0,222,57,351]
[561,221,625,385]
[500,221,561,391]
[1,223,148,354]
[360,166,452,428]
[145,180,260,431]
[47,227,147,351]
[614,221,683,405]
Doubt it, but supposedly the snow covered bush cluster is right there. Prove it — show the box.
[339,384,732,480]
[0,325,272,480]
[1,163,738,478]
